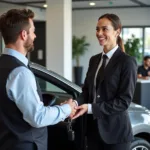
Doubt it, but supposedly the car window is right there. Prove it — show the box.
[36,76,66,93]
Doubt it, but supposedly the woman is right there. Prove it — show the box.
[73,14,137,150]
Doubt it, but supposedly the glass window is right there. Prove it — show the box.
[122,28,143,64]
[36,76,66,93]
[123,28,143,43]
[144,28,150,56]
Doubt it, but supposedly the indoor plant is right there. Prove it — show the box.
[72,35,90,85]
[124,34,142,63]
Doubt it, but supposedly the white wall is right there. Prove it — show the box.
[0,2,45,21]
[72,8,150,83]
[0,3,25,15]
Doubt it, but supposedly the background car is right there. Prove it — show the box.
[30,62,150,150]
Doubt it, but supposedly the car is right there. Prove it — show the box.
[30,62,150,150]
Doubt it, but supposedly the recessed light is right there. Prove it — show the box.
[43,4,48,8]
[89,2,96,6]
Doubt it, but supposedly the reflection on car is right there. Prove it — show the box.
[30,62,150,150]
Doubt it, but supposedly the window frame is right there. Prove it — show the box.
[32,67,80,99]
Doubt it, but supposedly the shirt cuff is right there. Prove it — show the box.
[87,104,93,114]
[73,100,78,106]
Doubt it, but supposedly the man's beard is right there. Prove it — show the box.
[24,37,34,53]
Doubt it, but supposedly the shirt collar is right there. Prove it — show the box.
[3,48,28,66]
[102,45,118,59]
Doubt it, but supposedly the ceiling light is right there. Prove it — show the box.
[89,2,96,6]
[43,4,48,8]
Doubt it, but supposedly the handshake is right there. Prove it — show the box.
[61,98,88,120]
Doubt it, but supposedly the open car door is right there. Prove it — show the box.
[32,67,86,150]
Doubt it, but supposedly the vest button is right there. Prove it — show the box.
[97,95,100,98]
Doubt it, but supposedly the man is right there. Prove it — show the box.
[138,56,150,80]
[0,9,76,150]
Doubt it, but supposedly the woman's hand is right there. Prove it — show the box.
[71,104,88,119]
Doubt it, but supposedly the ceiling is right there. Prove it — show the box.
[0,0,150,9]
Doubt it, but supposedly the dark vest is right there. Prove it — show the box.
[0,54,47,150]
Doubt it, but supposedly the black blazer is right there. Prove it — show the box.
[78,47,137,144]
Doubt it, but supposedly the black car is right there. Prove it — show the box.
[31,62,150,150]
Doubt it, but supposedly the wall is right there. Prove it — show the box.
[0,2,45,21]
[72,8,150,83]
[0,2,24,15]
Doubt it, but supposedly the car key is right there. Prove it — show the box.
[68,129,75,141]
[67,119,75,141]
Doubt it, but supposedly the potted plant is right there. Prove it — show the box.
[124,34,142,63]
[72,35,90,85]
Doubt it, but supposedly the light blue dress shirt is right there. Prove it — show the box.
[88,45,119,114]
[4,48,71,128]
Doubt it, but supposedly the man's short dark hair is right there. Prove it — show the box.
[144,56,150,61]
[0,9,34,45]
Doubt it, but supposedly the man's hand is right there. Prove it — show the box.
[71,104,88,119]
[61,99,77,118]
[144,76,149,80]
[138,74,149,80]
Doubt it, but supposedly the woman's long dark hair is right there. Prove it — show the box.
[98,14,125,52]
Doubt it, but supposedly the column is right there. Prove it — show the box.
[46,0,72,81]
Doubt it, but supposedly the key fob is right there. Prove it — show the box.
[68,130,75,141]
